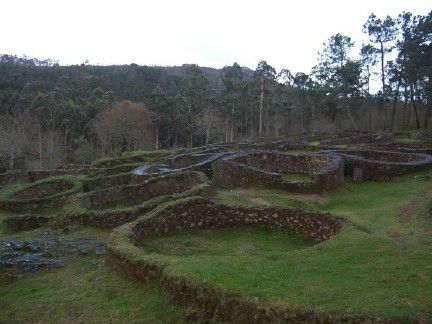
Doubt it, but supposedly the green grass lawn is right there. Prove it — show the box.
[139,170,432,320]
[0,255,180,323]
[141,227,313,256]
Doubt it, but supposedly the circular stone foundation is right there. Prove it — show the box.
[132,149,231,178]
[333,149,432,180]
[0,177,82,212]
[106,197,359,323]
[212,151,344,193]
[13,180,74,199]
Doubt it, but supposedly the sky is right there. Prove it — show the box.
[1,0,431,75]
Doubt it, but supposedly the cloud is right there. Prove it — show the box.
[1,0,430,74]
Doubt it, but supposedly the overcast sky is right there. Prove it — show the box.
[1,0,430,75]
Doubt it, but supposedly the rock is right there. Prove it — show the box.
[0,235,106,276]
[95,243,106,256]
[77,242,89,255]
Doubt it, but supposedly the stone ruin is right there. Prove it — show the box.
[212,150,344,193]
[1,131,432,321]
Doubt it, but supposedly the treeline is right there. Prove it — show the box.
[0,10,431,170]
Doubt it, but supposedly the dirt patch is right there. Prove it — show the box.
[287,193,326,204]
[388,231,406,242]
[398,201,419,224]
[398,189,432,224]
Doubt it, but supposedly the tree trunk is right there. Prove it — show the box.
[230,103,235,142]
[380,42,386,96]
[8,155,14,170]
[38,124,42,170]
[424,77,432,129]
[402,90,408,130]
[205,125,210,145]
[225,119,229,143]
[155,128,159,150]
[410,84,420,129]
[259,76,264,138]
[390,77,402,132]
[189,132,193,148]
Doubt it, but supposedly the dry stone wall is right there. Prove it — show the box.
[212,151,344,193]
[61,175,210,229]
[106,197,389,322]
[331,149,432,180]
[78,171,209,209]
[133,197,342,244]
[0,178,82,212]
[13,180,74,199]
[4,214,50,231]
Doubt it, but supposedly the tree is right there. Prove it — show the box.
[179,65,212,147]
[147,86,170,149]
[0,113,33,169]
[92,100,155,156]
[363,13,397,98]
[313,33,361,129]
[221,62,244,142]
[254,61,276,137]
[360,44,377,94]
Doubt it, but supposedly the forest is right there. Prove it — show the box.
[0,10,431,171]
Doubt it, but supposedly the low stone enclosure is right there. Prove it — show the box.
[0,167,97,187]
[57,171,211,229]
[106,197,389,322]
[12,179,74,200]
[132,149,231,178]
[77,171,209,209]
[329,149,432,180]
[0,177,83,213]
[4,214,50,231]
[212,151,344,193]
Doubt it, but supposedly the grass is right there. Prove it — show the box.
[0,255,180,323]
[395,137,421,144]
[140,170,432,320]
[141,227,313,256]
[281,173,311,182]
[212,187,321,209]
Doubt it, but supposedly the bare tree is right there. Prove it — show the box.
[0,113,33,169]
[92,100,156,156]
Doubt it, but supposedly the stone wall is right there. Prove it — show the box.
[0,170,28,186]
[106,197,389,322]
[133,197,342,244]
[0,168,94,186]
[13,180,74,199]
[83,173,133,192]
[164,150,232,178]
[79,171,209,209]
[61,177,210,229]
[89,163,141,178]
[212,151,344,193]
[0,195,70,212]
[332,149,432,180]
[4,214,50,231]
[0,178,82,212]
